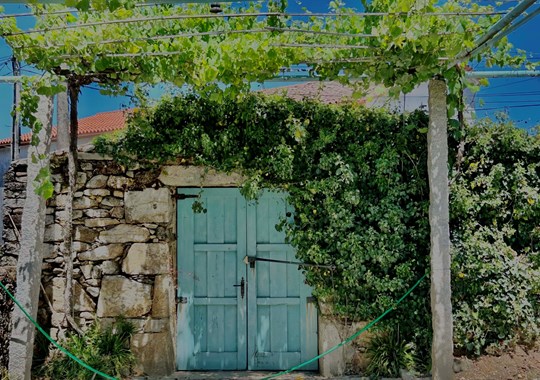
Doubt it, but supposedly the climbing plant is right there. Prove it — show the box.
[0,0,530,100]
[95,93,540,365]
[451,117,540,355]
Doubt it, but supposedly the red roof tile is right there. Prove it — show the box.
[0,109,129,146]
[260,81,363,104]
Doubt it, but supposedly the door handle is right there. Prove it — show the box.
[233,277,245,299]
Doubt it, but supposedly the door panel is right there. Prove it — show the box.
[177,189,247,370]
[177,188,317,371]
[247,192,318,370]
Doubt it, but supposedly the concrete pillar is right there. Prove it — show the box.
[56,87,69,152]
[8,95,53,380]
[428,78,454,380]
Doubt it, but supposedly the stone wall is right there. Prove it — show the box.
[1,150,178,376]
[0,266,15,372]
[0,150,372,378]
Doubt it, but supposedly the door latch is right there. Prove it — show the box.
[233,277,245,299]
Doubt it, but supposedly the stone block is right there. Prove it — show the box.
[81,264,93,279]
[86,287,100,298]
[152,275,173,318]
[101,197,124,207]
[109,206,124,219]
[131,332,175,376]
[73,197,99,210]
[84,218,121,228]
[75,172,87,190]
[74,226,98,243]
[159,165,244,187]
[318,316,346,377]
[99,225,150,243]
[45,214,54,226]
[107,176,133,189]
[86,175,108,188]
[83,209,110,218]
[100,260,120,275]
[79,244,124,261]
[3,228,18,242]
[51,312,66,327]
[42,243,56,259]
[97,276,152,317]
[125,188,172,223]
[79,311,95,320]
[83,189,111,197]
[85,279,100,287]
[80,162,92,171]
[56,209,83,221]
[73,241,91,252]
[54,194,70,209]
[49,278,96,313]
[44,224,63,242]
[143,318,168,333]
[122,243,169,275]
[4,198,27,208]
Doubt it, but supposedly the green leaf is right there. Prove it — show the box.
[34,179,54,200]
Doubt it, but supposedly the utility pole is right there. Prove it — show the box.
[11,56,20,161]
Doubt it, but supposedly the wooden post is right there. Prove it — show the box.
[428,78,454,380]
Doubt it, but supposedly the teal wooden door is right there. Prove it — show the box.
[176,189,247,370]
[177,188,318,371]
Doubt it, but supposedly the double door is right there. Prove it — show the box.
[176,188,318,370]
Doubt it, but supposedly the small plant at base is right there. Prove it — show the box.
[40,316,135,380]
[365,326,417,378]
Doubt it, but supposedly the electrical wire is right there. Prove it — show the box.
[2,10,507,37]
[0,2,169,19]
[479,103,540,110]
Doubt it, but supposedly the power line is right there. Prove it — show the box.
[265,27,375,38]
[479,103,540,110]
[0,2,168,19]
[11,26,469,50]
[2,10,508,37]
[483,77,538,90]
[271,43,371,49]
[40,28,269,49]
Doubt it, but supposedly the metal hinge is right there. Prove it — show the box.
[173,193,199,200]
[176,296,188,304]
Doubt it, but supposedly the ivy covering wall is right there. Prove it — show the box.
[95,94,540,365]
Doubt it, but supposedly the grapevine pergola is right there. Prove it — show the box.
[1,1,538,379]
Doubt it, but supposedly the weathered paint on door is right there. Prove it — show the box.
[176,188,318,371]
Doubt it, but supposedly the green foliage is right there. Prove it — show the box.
[0,0,530,102]
[365,326,417,378]
[450,117,540,355]
[452,226,539,356]
[96,93,433,364]
[19,78,64,200]
[96,94,540,364]
[41,317,135,380]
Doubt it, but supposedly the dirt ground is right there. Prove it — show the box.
[456,345,540,380]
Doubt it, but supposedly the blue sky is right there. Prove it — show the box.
[0,0,538,139]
